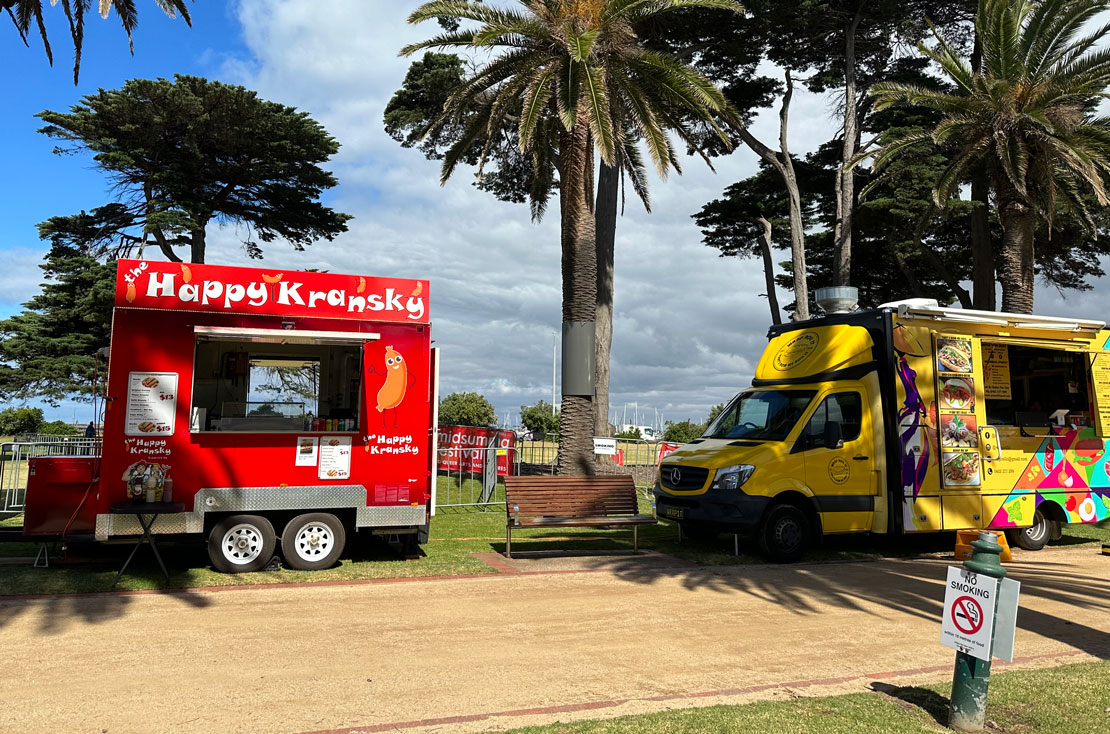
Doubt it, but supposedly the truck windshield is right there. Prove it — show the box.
[703,390,816,442]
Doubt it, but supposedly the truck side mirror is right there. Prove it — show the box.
[823,420,843,450]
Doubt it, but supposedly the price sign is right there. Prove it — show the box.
[125,372,178,436]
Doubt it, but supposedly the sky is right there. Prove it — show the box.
[3,1,1110,430]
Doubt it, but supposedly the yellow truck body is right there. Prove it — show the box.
[654,303,1110,559]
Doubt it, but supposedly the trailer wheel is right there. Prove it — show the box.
[758,504,809,563]
[281,513,346,571]
[209,515,276,573]
[1008,507,1057,551]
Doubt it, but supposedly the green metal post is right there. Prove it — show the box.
[948,531,1007,732]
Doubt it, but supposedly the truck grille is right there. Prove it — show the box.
[659,465,709,492]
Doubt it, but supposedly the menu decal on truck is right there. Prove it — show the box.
[318,436,352,480]
[982,344,1012,400]
[1091,353,1110,434]
[935,336,982,488]
[125,372,177,436]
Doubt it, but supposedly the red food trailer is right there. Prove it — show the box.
[23,259,438,572]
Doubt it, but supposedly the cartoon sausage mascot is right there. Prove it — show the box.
[373,346,415,429]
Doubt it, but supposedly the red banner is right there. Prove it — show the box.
[115,259,429,323]
[436,426,516,476]
[657,442,682,464]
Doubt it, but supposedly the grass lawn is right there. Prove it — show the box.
[503,660,1110,734]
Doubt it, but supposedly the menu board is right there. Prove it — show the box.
[318,436,352,480]
[1091,353,1110,434]
[125,372,178,436]
[982,344,1012,400]
[935,337,981,488]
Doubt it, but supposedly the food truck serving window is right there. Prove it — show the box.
[190,327,376,433]
[982,342,1093,429]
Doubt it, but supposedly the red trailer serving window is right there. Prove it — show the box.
[24,259,437,572]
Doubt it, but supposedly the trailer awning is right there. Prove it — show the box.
[193,326,379,345]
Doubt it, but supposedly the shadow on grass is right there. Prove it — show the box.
[869,682,950,727]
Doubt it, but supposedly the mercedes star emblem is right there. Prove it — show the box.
[668,467,682,486]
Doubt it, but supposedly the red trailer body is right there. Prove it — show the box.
[24,259,437,568]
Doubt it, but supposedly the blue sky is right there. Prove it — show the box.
[1,3,244,318]
[4,1,1110,430]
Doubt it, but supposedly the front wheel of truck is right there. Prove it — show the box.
[1008,507,1057,551]
[758,504,809,563]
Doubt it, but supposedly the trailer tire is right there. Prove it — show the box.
[281,513,346,571]
[1008,506,1057,551]
[209,515,276,573]
[758,503,809,563]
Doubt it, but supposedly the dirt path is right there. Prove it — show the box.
[1,547,1107,734]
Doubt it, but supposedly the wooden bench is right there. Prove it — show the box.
[504,475,657,557]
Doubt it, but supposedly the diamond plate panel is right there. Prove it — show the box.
[96,512,192,538]
[357,505,427,527]
[194,485,367,513]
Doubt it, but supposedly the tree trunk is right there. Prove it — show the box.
[833,11,863,288]
[594,162,619,438]
[968,27,996,310]
[997,193,1036,314]
[757,216,782,325]
[733,70,809,320]
[190,225,207,264]
[970,172,995,310]
[556,123,598,476]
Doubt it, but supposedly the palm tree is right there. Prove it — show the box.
[5,0,192,84]
[403,0,742,474]
[866,0,1110,314]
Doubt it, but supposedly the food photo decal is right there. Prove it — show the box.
[937,338,973,373]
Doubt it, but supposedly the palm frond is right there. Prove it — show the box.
[583,65,616,164]
[555,57,580,131]
[996,134,1031,197]
[919,25,975,93]
[399,28,480,56]
[613,77,672,177]
[612,0,744,24]
[518,63,558,150]
[619,133,651,211]
[1026,0,1108,77]
[408,1,535,29]
[568,28,599,62]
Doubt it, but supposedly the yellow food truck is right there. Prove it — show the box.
[654,300,1110,561]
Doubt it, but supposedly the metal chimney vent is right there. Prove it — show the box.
[815,286,859,315]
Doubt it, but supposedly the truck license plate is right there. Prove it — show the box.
[663,507,684,520]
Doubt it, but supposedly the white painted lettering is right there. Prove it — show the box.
[179,283,200,302]
[366,294,384,311]
[385,288,404,311]
[347,295,366,313]
[146,272,176,298]
[277,281,304,306]
[308,290,328,308]
[224,283,246,308]
[326,288,344,306]
[405,296,425,321]
[202,280,223,305]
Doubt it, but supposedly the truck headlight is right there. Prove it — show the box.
[712,464,755,490]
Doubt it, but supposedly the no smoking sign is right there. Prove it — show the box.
[940,567,997,660]
[951,595,984,635]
